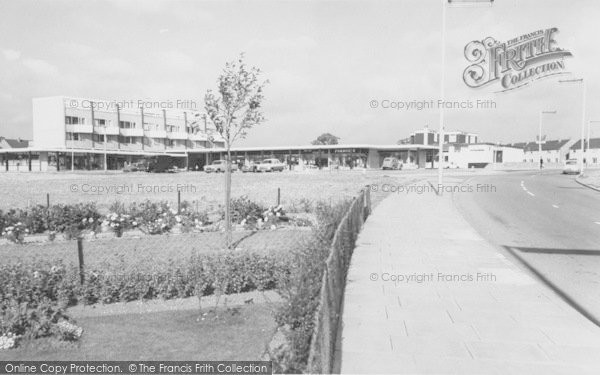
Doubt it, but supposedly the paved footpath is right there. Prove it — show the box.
[338,186,600,374]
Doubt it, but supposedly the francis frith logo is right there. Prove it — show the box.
[463,28,572,92]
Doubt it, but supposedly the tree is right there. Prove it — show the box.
[311,133,340,145]
[204,53,268,249]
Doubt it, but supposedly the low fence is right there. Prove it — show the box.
[307,185,371,374]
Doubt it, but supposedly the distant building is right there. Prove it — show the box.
[400,126,478,146]
[0,137,30,149]
[569,138,600,167]
[445,143,524,169]
[504,138,574,166]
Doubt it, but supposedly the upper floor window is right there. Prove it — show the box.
[94,119,111,127]
[119,121,136,129]
[66,133,80,141]
[65,116,85,125]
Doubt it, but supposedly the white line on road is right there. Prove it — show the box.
[527,191,535,197]
[595,222,600,225]
[552,204,559,208]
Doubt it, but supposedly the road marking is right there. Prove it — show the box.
[527,191,535,197]
[595,222,600,225]
[552,204,559,208]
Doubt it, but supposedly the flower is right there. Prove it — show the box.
[0,332,18,350]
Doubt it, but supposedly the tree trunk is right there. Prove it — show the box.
[225,148,232,249]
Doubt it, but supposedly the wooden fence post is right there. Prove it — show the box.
[77,238,85,285]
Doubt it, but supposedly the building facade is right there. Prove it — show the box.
[569,138,600,167]
[30,96,225,170]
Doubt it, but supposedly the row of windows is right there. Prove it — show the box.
[66,117,192,133]
[65,133,210,147]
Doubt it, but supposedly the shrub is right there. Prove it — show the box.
[0,262,82,347]
[102,213,136,237]
[1,222,29,244]
[228,196,266,225]
[47,203,101,239]
[272,199,350,373]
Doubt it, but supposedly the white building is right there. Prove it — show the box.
[516,139,575,168]
[569,138,600,167]
[445,143,524,169]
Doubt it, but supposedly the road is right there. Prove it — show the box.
[451,170,600,325]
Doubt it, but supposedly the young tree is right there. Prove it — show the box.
[204,54,268,248]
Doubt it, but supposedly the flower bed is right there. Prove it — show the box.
[0,198,313,245]
[0,250,290,349]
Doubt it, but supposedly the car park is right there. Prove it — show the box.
[257,158,286,172]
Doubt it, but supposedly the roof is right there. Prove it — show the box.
[516,139,570,152]
[1,137,30,148]
[570,138,600,150]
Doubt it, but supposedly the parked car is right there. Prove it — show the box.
[147,156,175,173]
[381,157,400,170]
[562,159,581,175]
[123,162,147,172]
[257,158,286,172]
[241,162,258,173]
[204,160,238,173]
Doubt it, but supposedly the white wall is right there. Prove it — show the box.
[33,96,65,149]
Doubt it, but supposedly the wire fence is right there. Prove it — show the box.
[307,185,371,374]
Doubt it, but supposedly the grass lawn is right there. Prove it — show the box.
[0,229,313,266]
[0,301,278,361]
[0,169,418,212]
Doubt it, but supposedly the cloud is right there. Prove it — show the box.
[1,49,21,61]
[22,58,58,76]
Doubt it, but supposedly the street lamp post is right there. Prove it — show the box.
[538,110,557,169]
[438,0,447,192]
[438,0,494,194]
[103,125,107,172]
[559,78,586,174]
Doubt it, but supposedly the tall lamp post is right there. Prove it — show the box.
[438,0,494,194]
[103,124,108,172]
[559,78,586,174]
[538,110,557,169]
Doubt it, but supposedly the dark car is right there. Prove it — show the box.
[148,156,175,173]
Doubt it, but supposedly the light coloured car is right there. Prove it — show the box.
[257,158,286,172]
[562,159,581,175]
[204,160,238,173]
[241,161,258,173]
[381,157,400,170]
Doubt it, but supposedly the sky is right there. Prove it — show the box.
[0,0,599,147]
